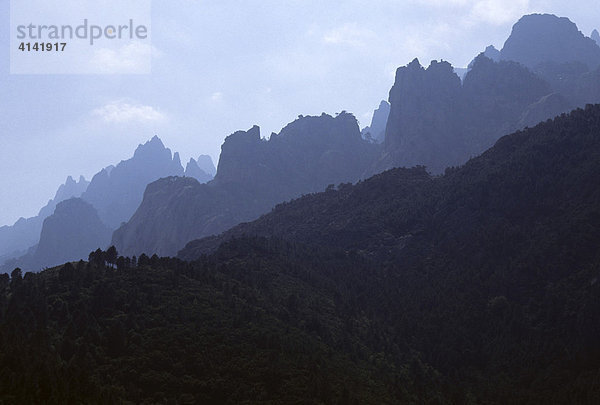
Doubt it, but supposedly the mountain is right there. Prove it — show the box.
[81,136,184,229]
[181,104,600,261]
[361,100,390,143]
[500,14,600,71]
[2,198,111,271]
[0,175,89,262]
[184,158,213,183]
[593,29,600,46]
[468,45,500,69]
[374,55,557,174]
[4,105,600,403]
[112,112,380,257]
[196,154,217,176]
[1,136,214,272]
[177,106,600,403]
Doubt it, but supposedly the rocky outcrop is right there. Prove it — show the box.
[197,155,217,177]
[2,198,111,271]
[516,93,572,129]
[361,101,390,143]
[468,45,500,70]
[374,40,596,175]
[113,113,380,257]
[185,158,213,183]
[500,14,600,71]
[593,29,600,46]
[375,56,552,174]
[81,136,184,229]
[0,175,89,262]
[377,59,462,174]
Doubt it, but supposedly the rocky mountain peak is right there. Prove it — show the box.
[500,14,600,70]
[592,29,600,46]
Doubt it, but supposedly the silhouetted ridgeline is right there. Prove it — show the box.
[2,105,600,403]
[1,138,215,272]
[375,14,600,175]
[112,112,380,257]
[0,176,89,263]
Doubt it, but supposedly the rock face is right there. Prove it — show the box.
[81,136,184,229]
[499,14,600,108]
[593,29,600,46]
[196,155,217,177]
[34,198,112,268]
[0,175,89,262]
[185,158,213,183]
[113,112,380,257]
[516,93,572,129]
[468,45,500,69]
[361,101,390,143]
[377,14,600,176]
[500,14,600,71]
[180,105,600,262]
[2,198,111,271]
[375,56,554,174]
[379,59,462,173]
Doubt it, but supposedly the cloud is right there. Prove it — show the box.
[408,0,532,26]
[89,42,154,74]
[211,92,224,102]
[93,101,167,124]
[469,0,531,25]
[323,23,377,47]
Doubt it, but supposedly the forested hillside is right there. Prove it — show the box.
[1,106,600,403]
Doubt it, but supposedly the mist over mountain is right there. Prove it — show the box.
[1,198,111,271]
[181,105,600,261]
[112,112,380,257]
[500,14,600,71]
[196,154,217,177]
[5,105,600,404]
[374,55,555,173]
[361,100,390,143]
[81,136,185,229]
[373,14,600,174]
[468,45,501,69]
[0,137,214,272]
[593,29,600,45]
[0,175,89,263]
[184,157,214,183]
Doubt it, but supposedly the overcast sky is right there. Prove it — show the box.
[1,0,599,226]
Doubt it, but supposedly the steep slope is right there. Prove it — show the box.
[4,106,600,404]
[500,14,600,108]
[181,104,600,262]
[375,15,600,175]
[0,175,89,262]
[113,112,380,257]
[500,14,600,71]
[184,158,213,183]
[3,198,111,271]
[361,100,390,143]
[593,29,600,46]
[375,56,554,174]
[196,154,217,177]
[81,136,184,229]
[178,106,600,403]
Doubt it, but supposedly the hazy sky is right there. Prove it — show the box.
[1,0,599,226]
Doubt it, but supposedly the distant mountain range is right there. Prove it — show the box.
[115,13,600,260]
[1,138,215,272]
[4,103,600,404]
[112,112,380,257]
[3,13,600,271]
[0,175,89,263]
[361,100,390,143]
[374,13,600,174]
